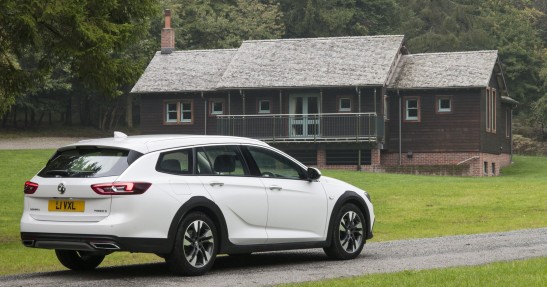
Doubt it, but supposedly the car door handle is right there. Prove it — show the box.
[209,181,224,187]
[269,185,282,191]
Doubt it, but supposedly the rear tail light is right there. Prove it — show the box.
[24,181,39,194]
[91,182,151,195]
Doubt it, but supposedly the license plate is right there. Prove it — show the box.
[48,200,85,212]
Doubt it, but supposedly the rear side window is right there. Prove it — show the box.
[156,149,193,174]
[39,148,139,178]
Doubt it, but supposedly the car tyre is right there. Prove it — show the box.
[55,250,105,271]
[167,212,218,276]
[323,203,366,260]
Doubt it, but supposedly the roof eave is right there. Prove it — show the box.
[130,89,218,94]
[217,84,385,90]
[387,85,485,90]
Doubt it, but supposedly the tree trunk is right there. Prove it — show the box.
[30,109,36,126]
[125,94,133,128]
[65,95,72,125]
[12,106,17,128]
[37,111,45,126]
[108,100,120,130]
[2,110,9,127]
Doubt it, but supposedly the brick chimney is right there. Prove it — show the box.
[161,9,175,54]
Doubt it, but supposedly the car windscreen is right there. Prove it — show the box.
[38,147,139,178]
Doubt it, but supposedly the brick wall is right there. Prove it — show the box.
[380,152,511,176]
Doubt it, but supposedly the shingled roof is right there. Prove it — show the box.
[217,35,405,89]
[131,49,236,93]
[389,51,499,89]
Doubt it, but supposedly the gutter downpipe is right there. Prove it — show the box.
[240,90,245,137]
[357,87,362,171]
[510,108,513,162]
[202,92,207,135]
[227,91,231,136]
[398,89,402,165]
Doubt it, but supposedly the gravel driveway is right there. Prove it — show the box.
[0,137,85,150]
[1,228,545,287]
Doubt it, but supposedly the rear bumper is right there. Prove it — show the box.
[20,232,172,254]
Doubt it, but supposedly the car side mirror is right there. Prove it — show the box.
[307,167,321,181]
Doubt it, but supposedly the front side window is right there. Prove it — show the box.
[39,148,139,178]
[210,99,224,115]
[247,147,305,179]
[196,145,247,176]
[404,97,420,121]
[157,149,192,174]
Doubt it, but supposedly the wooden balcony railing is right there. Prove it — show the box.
[216,113,380,143]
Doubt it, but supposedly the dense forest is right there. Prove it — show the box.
[1,0,545,142]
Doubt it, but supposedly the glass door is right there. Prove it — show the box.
[289,94,320,138]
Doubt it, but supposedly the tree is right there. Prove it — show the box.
[163,0,284,50]
[277,0,402,38]
[396,0,493,53]
[0,0,159,120]
[480,1,545,116]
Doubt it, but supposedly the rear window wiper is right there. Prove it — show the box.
[45,170,97,177]
[45,170,70,176]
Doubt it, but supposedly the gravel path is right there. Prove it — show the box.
[0,137,85,150]
[1,228,545,287]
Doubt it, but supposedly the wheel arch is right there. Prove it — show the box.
[167,196,229,254]
[326,191,373,245]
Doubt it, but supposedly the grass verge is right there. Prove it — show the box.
[322,155,547,241]
[281,257,547,287]
[1,150,545,275]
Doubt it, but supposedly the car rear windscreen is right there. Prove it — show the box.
[38,147,140,178]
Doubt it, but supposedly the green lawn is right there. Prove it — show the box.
[322,155,547,241]
[282,257,547,287]
[0,150,545,275]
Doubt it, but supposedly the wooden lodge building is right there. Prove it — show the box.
[131,11,518,176]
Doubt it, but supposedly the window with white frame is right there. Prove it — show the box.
[165,102,178,123]
[404,97,420,121]
[383,95,389,120]
[437,97,452,113]
[491,89,497,132]
[506,109,511,138]
[164,100,193,124]
[486,88,497,132]
[486,88,491,132]
[258,99,271,113]
[338,97,352,112]
[180,101,192,123]
[210,99,224,115]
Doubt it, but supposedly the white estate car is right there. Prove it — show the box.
[21,133,374,276]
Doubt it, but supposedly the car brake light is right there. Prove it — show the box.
[91,182,151,195]
[24,181,39,194]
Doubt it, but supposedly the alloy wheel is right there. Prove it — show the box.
[338,211,363,253]
[183,220,215,267]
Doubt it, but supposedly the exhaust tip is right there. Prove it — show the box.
[90,242,120,250]
[22,240,35,247]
